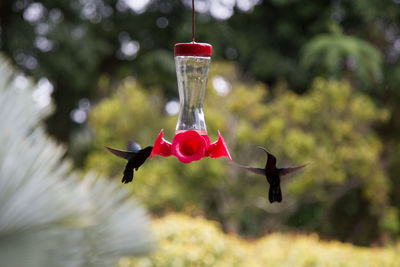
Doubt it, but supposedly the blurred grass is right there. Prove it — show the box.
[119,214,400,267]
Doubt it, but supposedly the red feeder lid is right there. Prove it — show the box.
[174,42,212,57]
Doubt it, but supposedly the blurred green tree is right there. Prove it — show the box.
[0,55,154,266]
[1,0,399,143]
[86,62,392,245]
[301,31,382,86]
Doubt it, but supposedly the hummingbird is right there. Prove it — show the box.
[105,141,153,184]
[232,147,308,203]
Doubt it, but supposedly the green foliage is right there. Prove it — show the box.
[301,32,383,86]
[124,214,253,267]
[2,0,399,143]
[121,214,400,267]
[86,62,391,244]
[381,207,400,235]
[0,55,154,267]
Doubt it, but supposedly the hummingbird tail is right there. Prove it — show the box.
[268,185,282,203]
[122,160,134,184]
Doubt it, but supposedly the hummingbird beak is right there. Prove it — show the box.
[257,146,270,155]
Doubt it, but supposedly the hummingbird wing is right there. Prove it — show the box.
[258,147,277,171]
[231,161,266,175]
[127,140,141,152]
[278,163,309,176]
[105,146,132,159]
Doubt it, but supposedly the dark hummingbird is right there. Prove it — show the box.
[232,147,308,203]
[105,141,153,184]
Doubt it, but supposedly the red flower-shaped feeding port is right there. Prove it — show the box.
[150,129,231,163]
[172,131,207,163]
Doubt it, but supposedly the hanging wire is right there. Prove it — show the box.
[192,0,195,42]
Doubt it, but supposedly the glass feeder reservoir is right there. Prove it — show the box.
[174,42,212,134]
[150,42,231,163]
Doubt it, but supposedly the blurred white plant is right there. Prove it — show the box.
[0,55,155,267]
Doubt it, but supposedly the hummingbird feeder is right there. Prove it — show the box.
[150,42,231,163]
[148,0,230,163]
